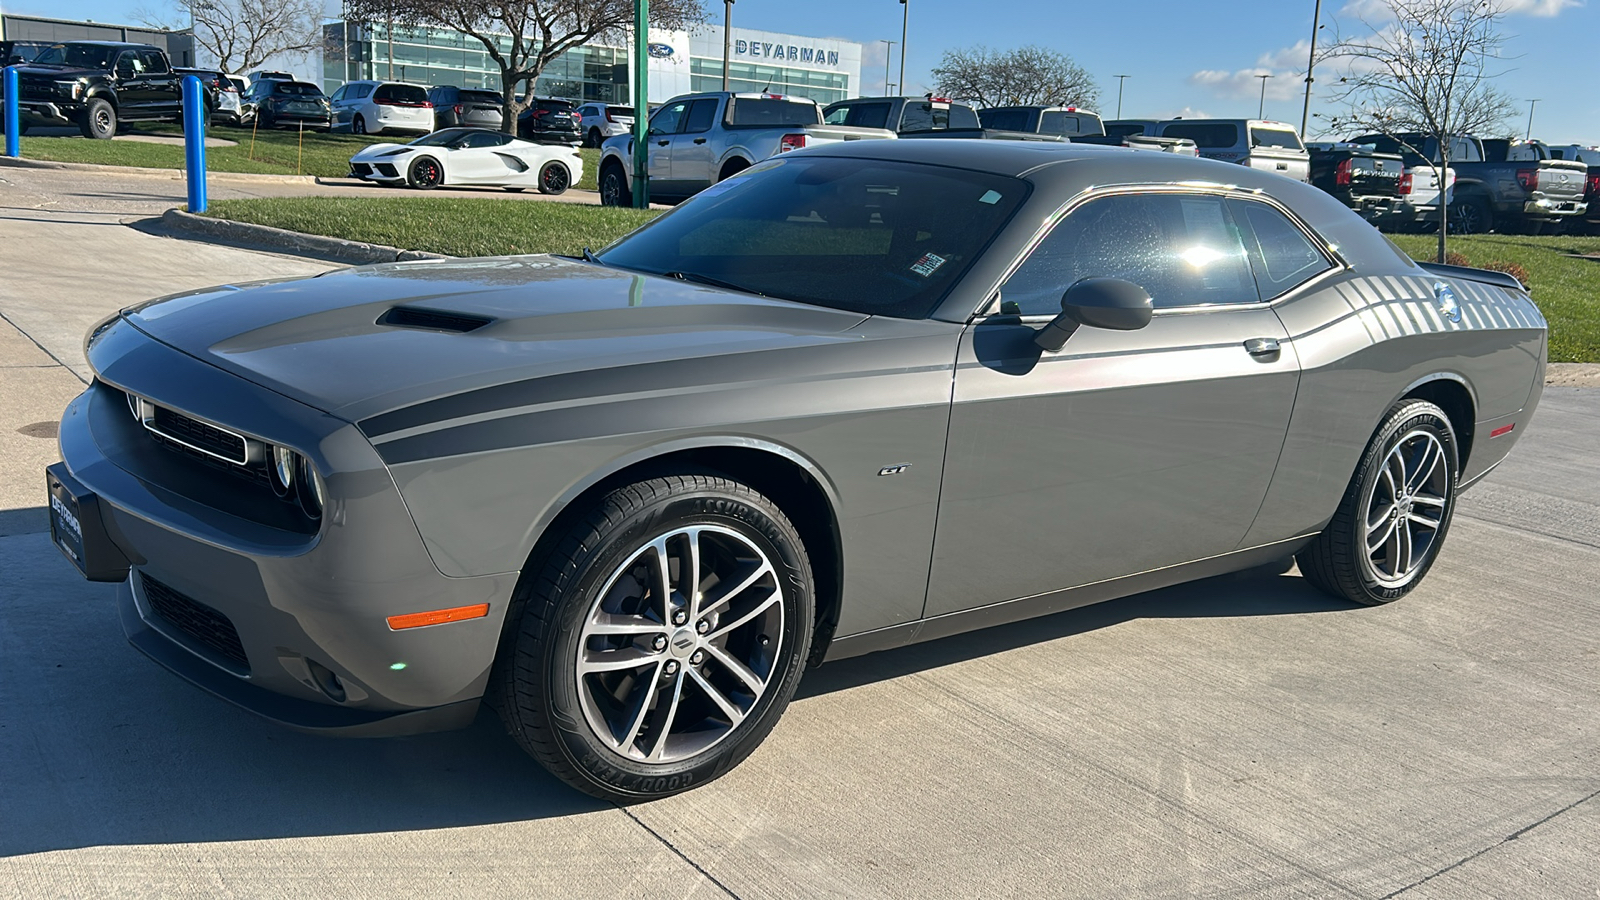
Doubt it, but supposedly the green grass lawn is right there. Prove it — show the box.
[202,197,657,258]
[1390,234,1600,363]
[16,124,600,189]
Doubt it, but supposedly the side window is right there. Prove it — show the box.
[682,98,718,134]
[140,50,169,74]
[115,52,141,78]
[465,131,504,148]
[1227,198,1332,299]
[330,86,347,103]
[354,83,374,99]
[999,192,1258,316]
[900,103,934,132]
[650,100,688,134]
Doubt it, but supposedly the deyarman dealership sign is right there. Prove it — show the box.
[734,38,841,68]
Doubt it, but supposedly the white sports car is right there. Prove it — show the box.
[348,128,583,194]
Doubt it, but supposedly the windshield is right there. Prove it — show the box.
[410,129,474,146]
[597,157,1028,319]
[31,43,118,69]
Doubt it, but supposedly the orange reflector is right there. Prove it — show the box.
[387,603,489,630]
[1490,423,1515,438]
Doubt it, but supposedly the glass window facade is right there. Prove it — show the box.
[325,22,628,103]
[688,58,848,105]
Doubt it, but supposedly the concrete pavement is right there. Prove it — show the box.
[1,172,1597,899]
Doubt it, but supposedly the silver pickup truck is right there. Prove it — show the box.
[597,92,895,205]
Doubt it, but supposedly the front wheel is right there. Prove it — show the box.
[79,98,117,139]
[538,161,570,195]
[1297,399,1460,605]
[492,474,815,802]
[598,162,628,206]
[407,155,443,189]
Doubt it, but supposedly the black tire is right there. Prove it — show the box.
[1297,399,1460,606]
[492,474,815,802]
[407,155,444,189]
[599,162,628,206]
[79,98,117,139]
[585,127,604,148]
[1450,195,1492,234]
[538,161,570,195]
[353,114,369,135]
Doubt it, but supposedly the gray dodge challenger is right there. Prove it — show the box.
[49,140,1546,801]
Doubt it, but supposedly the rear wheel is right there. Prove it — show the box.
[1449,195,1492,234]
[407,155,443,189]
[718,158,750,182]
[1297,400,1459,606]
[599,162,628,206]
[492,474,814,802]
[353,114,369,135]
[585,127,604,148]
[79,98,117,139]
[538,161,570,195]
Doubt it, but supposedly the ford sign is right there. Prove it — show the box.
[647,43,674,59]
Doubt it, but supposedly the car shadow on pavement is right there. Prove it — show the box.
[797,562,1355,700]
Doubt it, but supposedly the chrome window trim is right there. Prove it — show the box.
[977,181,1348,319]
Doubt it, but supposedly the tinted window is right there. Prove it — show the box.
[274,82,323,97]
[727,98,821,127]
[1000,192,1257,315]
[412,129,472,146]
[463,131,507,148]
[34,43,118,69]
[374,83,427,103]
[598,157,1028,319]
[139,50,169,74]
[537,99,574,112]
[1104,122,1151,140]
[682,98,719,133]
[353,83,374,98]
[650,100,688,134]
[824,102,891,129]
[980,108,1029,131]
[1250,127,1303,150]
[901,102,972,132]
[1161,122,1240,149]
[1227,199,1331,298]
[330,86,347,102]
[460,90,500,105]
[1039,111,1101,136]
[610,106,636,117]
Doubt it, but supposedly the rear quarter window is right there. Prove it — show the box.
[1251,127,1303,150]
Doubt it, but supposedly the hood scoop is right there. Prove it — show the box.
[378,306,493,334]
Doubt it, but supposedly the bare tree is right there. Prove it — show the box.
[134,0,325,74]
[1322,0,1517,261]
[346,0,703,134]
[931,45,1098,110]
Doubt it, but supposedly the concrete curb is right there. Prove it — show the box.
[0,155,317,184]
[158,209,451,265]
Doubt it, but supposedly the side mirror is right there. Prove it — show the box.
[1034,278,1153,352]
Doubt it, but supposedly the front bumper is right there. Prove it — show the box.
[19,100,76,126]
[59,320,519,736]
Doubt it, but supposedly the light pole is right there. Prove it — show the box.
[898,0,908,97]
[1256,73,1272,119]
[1525,99,1540,140]
[1301,0,1322,137]
[722,0,734,90]
[881,40,896,95]
[1114,74,1129,119]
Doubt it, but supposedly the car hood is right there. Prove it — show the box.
[121,255,872,425]
[349,143,414,160]
[16,64,103,80]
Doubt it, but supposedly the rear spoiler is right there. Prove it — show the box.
[1417,261,1526,293]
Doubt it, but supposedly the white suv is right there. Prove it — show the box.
[576,102,636,147]
[331,80,434,136]
[1156,118,1310,182]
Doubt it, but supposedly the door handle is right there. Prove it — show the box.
[693,137,707,144]
[656,140,669,146]
[1244,337,1281,359]
[1276,162,1288,170]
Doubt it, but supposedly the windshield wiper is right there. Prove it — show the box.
[662,270,766,297]
[557,246,607,266]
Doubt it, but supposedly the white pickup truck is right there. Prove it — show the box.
[597,92,895,205]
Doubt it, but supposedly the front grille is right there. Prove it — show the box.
[148,405,249,464]
[352,162,374,176]
[141,574,250,670]
[376,163,399,178]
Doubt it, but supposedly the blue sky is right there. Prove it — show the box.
[15,0,1597,144]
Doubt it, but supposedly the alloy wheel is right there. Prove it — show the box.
[541,163,569,193]
[1361,429,1450,587]
[575,525,784,763]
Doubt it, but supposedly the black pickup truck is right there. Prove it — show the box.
[1307,142,1406,223]
[1350,132,1587,234]
[978,105,1106,139]
[3,41,203,139]
[822,96,1069,142]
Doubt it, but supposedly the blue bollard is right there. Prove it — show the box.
[181,74,206,213]
[4,66,19,159]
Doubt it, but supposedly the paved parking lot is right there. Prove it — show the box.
[1,173,1597,899]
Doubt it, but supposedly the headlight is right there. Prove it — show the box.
[270,446,296,496]
[297,456,325,520]
[55,80,84,100]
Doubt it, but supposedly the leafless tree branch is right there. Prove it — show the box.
[931,45,1099,110]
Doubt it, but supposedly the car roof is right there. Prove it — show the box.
[53,40,152,48]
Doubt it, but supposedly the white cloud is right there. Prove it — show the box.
[1340,0,1582,17]
[1188,67,1306,103]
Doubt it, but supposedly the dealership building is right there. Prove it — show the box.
[323,23,863,107]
